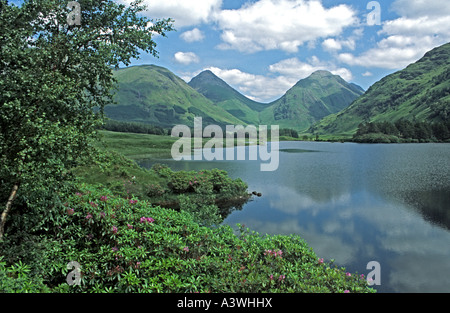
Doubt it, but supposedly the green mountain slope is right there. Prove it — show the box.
[310,42,450,137]
[260,71,365,132]
[107,65,246,128]
[188,70,268,125]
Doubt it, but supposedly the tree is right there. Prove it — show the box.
[0,0,174,240]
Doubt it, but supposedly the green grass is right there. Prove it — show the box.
[96,130,179,159]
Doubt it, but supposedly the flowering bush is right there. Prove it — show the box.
[146,184,166,198]
[21,184,376,293]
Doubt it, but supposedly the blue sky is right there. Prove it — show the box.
[123,0,450,103]
[9,0,450,103]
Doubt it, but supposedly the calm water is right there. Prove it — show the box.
[139,142,450,293]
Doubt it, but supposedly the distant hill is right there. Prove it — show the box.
[188,70,268,125]
[259,70,365,132]
[108,65,365,132]
[310,42,450,137]
[189,69,363,132]
[107,65,246,129]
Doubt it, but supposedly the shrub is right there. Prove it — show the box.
[147,183,166,198]
[0,258,50,293]
[23,184,375,293]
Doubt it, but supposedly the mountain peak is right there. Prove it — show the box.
[189,70,229,88]
[310,70,334,77]
[269,70,365,131]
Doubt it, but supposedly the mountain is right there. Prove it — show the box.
[107,65,246,128]
[108,65,364,133]
[188,70,268,125]
[259,70,365,132]
[310,42,450,137]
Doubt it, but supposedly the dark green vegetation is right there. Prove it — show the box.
[74,151,250,227]
[0,181,374,293]
[101,120,166,136]
[353,120,450,143]
[311,43,450,138]
[0,0,173,241]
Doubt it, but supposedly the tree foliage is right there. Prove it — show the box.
[353,120,450,143]
[0,0,174,240]
[101,119,166,135]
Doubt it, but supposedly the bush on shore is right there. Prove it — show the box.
[1,183,375,293]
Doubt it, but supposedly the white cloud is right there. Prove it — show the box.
[391,0,450,18]
[322,38,356,52]
[322,38,343,51]
[125,0,222,28]
[269,57,353,82]
[180,28,205,43]
[174,52,200,65]
[198,56,353,103]
[205,66,292,102]
[338,35,432,69]
[337,0,450,70]
[215,0,358,53]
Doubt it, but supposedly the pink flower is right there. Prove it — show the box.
[67,208,75,216]
[85,213,93,220]
[278,275,285,281]
[140,217,155,224]
[89,202,98,208]
[269,275,274,280]
[100,196,108,202]
[183,247,189,252]
[112,226,118,234]
[318,258,324,264]
[346,272,352,277]
[127,224,133,229]
[344,290,350,293]
[264,249,283,258]
[129,199,138,205]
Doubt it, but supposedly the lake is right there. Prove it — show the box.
[138,141,450,293]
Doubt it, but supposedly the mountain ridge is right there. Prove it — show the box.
[188,70,268,125]
[189,69,364,131]
[107,64,246,129]
[309,42,450,137]
[258,70,365,131]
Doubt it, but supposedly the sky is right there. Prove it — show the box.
[9,0,450,103]
[118,0,450,103]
